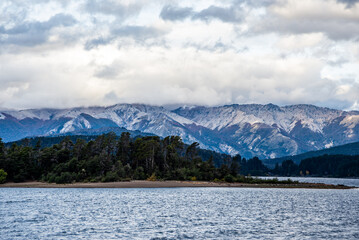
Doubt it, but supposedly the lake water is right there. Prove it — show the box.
[1,188,359,239]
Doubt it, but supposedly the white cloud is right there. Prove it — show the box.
[276,33,324,51]
[0,0,358,110]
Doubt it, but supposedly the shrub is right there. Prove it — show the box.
[55,172,75,184]
[89,176,102,182]
[0,169,7,184]
[224,174,235,183]
[133,167,146,180]
[43,172,57,183]
[13,173,26,183]
[47,172,57,183]
[147,173,156,181]
[102,172,119,182]
[120,178,131,182]
[236,175,246,183]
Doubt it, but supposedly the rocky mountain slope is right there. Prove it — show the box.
[1,103,358,159]
[262,141,359,168]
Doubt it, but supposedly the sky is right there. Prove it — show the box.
[0,0,358,110]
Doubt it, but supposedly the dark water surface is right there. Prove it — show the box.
[1,188,359,239]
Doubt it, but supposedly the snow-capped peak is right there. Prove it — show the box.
[1,103,358,159]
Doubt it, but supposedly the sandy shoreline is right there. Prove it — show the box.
[0,180,355,189]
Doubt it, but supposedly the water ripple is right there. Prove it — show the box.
[0,188,358,239]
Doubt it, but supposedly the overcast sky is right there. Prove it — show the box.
[0,0,358,110]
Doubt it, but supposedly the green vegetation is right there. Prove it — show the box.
[273,155,359,177]
[1,133,357,184]
[0,134,270,184]
[0,169,7,184]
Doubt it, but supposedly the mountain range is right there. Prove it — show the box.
[1,103,358,159]
[262,141,359,168]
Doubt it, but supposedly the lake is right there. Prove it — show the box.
[1,187,359,239]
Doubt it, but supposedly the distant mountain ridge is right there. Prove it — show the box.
[1,103,359,159]
[262,141,359,168]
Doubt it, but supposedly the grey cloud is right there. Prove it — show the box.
[111,25,165,40]
[0,0,358,111]
[0,13,77,46]
[103,91,120,103]
[183,40,245,52]
[336,0,359,7]
[95,64,122,79]
[160,5,193,21]
[45,13,76,27]
[84,0,141,19]
[192,6,243,23]
[249,0,359,41]
[327,57,350,67]
[84,25,166,50]
[85,37,113,50]
[8,0,71,7]
[233,0,276,7]
[159,4,244,23]
[257,18,359,41]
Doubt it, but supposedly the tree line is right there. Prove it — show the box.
[0,132,357,184]
[272,155,359,177]
[0,133,268,184]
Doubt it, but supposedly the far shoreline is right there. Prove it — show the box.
[0,180,355,189]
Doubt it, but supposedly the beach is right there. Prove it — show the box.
[0,180,354,189]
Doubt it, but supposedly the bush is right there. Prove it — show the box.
[47,172,57,183]
[55,172,75,184]
[89,176,102,182]
[147,173,156,181]
[102,172,119,182]
[0,169,7,184]
[133,167,146,180]
[224,174,235,183]
[13,173,26,183]
[236,175,246,183]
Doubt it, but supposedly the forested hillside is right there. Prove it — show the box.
[5,134,236,168]
[0,133,268,183]
[1,132,358,184]
[272,155,359,177]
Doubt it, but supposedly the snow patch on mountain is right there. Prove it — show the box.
[174,104,345,134]
[219,144,239,155]
[325,142,334,148]
[340,115,359,129]
[60,116,92,134]
[1,103,359,159]
[4,109,55,120]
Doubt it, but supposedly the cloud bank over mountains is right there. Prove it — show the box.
[0,0,358,110]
